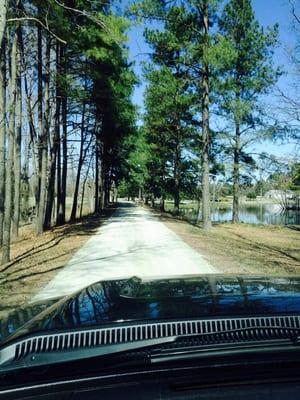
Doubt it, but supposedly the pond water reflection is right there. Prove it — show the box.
[184,203,300,225]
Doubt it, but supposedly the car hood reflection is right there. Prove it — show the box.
[2,274,300,345]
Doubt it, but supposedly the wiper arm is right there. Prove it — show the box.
[1,325,300,371]
[0,336,177,371]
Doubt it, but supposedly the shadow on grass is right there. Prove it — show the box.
[0,249,76,282]
[287,225,300,232]
[148,205,300,269]
[0,206,117,274]
[227,230,300,264]
[1,264,65,285]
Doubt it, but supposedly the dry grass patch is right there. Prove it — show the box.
[0,208,115,314]
[157,211,300,275]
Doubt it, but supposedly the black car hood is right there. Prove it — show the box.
[2,274,300,345]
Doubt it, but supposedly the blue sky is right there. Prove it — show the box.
[125,0,298,159]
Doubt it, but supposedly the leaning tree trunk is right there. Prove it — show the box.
[232,120,240,223]
[2,28,17,263]
[12,25,22,239]
[200,0,212,230]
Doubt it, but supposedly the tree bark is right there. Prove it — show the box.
[44,41,61,229]
[21,132,30,222]
[19,26,31,223]
[56,45,66,225]
[21,28,38,211]
[0,35,6,246]
[200,0,212,230]
[70,102,86,222]
[173,126,180,215]
[2,28,17,263]
[159,196,165,212]
[12,25,22,239]
[35,22,43,233]
[232,121,240,223]
[0,0,7,49]
[94,132,100,213]
[80,156,92,218]
[58,95,67,224]
[36,34,50,234]
[0,0,7,246]
[44,139,57,229]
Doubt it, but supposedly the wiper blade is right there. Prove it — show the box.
[176,326,300,343]
[1,325,300,371]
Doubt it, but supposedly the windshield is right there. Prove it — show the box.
[0,0,299,366]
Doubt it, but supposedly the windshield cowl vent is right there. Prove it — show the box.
[12,315,300,361]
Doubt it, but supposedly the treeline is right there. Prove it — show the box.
[0,0,136,264]
[124,0,285,226]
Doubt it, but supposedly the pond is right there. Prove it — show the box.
[180,203,300,225]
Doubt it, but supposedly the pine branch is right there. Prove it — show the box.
[7,17,67,44]
[53,0,107,30]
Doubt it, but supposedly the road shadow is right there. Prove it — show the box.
[0,206,118,274]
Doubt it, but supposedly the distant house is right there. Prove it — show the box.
[265,190,294,201]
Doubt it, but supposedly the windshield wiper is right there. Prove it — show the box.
[1,325,300,371]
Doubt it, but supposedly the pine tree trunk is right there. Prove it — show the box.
[59,95,67,224]
[25,79,39,209]
[70,102,86,222]
[200,0,212,230]
[36,23,43,233]
[22,34,38,211]
[0,0,7,246]
[21,134,30,222]
[44,143,56,229]
[56,44,65,225]
[0,0,6,49]
[19,27,30,223]
[173,126,180,215]
[12,26,22,239]
[45,42,61,229]
[232,121,240,223]
[0,36,6,246]
[159,196,165,212]
[94,133,101,212]
[103,167,110,208]
[2,28,17,263]
[37,34,50,234]
[80,157,92,218]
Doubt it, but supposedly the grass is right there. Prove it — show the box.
[154,209,300,275]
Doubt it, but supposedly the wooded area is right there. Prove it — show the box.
[0,0,137,264]
[0,0,299,266]
[122,0,299,223]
